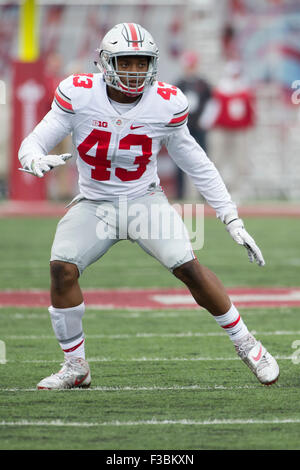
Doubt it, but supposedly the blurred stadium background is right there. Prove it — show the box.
[1,0,300,209]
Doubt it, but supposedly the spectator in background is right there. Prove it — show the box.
[221,24,239,61]
[175,51,212,199]
[200,61,256,201]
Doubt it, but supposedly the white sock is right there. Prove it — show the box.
[48,302,86,360]
[214,304,250,343]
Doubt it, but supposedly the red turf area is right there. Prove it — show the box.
[1,201,300,218]
[1,287,300,309]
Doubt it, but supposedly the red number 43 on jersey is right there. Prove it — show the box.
[77,129,152,182]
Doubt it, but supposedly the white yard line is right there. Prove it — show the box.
[1,355,293,364]
[0,313,97,320]
[0,384,266,392]
[0,418,300,427]
[3,330,300,340]
[0,311,192,318]
[0,309,295,317]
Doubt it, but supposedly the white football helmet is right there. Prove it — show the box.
[95,23,159,96]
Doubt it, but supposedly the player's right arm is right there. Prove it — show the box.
[18,76,75,177]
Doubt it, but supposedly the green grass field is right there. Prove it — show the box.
[0,214,300,450]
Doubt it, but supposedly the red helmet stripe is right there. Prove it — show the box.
[127,23,139,50]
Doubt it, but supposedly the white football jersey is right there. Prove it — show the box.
[53,73,188,200]
[19,73,237,221]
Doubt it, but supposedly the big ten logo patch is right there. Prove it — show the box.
[92,120,108,128]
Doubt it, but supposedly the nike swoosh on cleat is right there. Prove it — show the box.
[130,124,144,130]
[252,344,263,362]
[74,372,89,387]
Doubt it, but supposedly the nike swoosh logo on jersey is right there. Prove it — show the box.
[130,124,144,130]
[251,344,263,362]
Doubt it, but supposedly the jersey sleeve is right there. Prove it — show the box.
[165,86,189,129]
[52,75,75,115]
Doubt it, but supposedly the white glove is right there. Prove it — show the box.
[225,217,265,267]
[24,153,72,178]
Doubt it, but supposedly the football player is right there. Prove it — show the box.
[19,23,279,389]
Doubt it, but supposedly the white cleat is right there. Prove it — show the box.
[235,334,279,386]
[37,357,91,390]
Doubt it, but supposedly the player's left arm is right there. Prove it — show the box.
[165,124,265,267]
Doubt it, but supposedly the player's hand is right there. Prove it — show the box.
[27,153,72,178]
[225,217,265,267]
